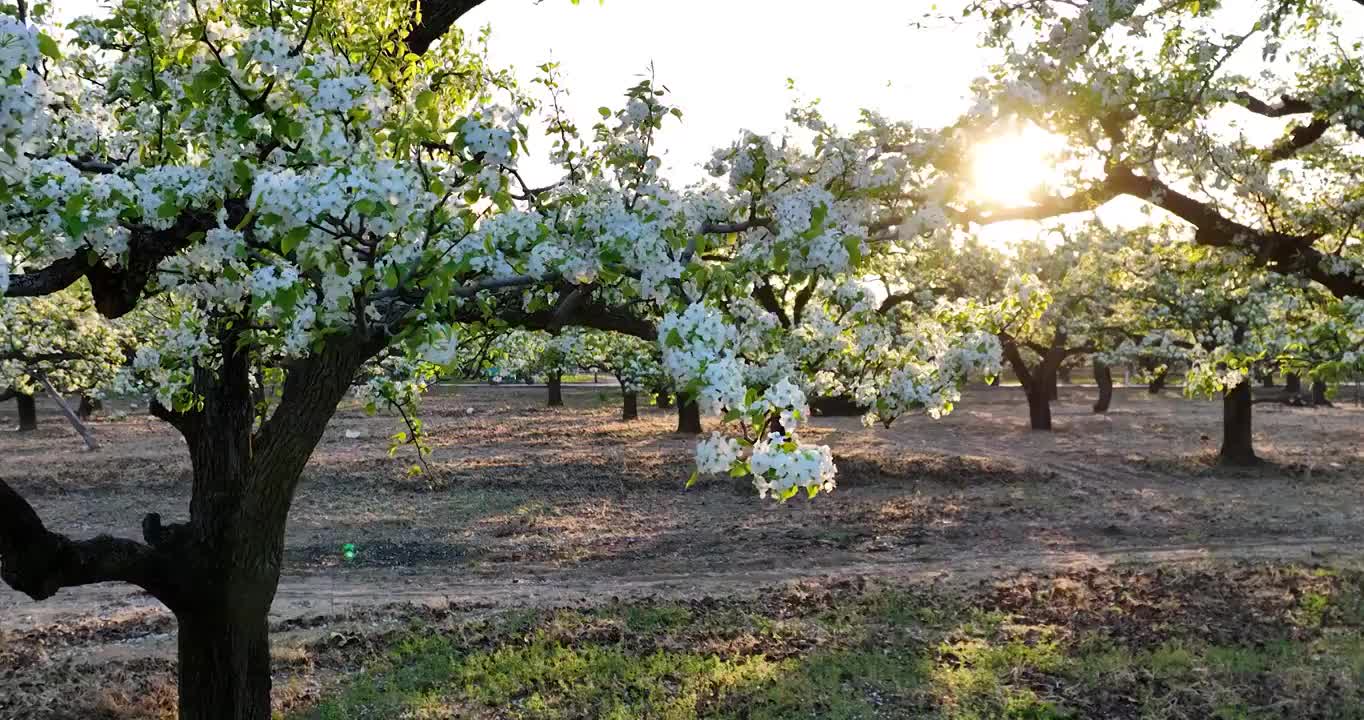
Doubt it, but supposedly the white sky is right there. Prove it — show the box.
[459,0,987,184]
[56,0,990,185]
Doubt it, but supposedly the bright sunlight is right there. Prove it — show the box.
[970,123,1068,208]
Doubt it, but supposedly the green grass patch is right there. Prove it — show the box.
[296,565,1364,720]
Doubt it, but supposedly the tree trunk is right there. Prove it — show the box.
[1147,368,1168,394]
[676,397,702,434]
[621,390,638,421]
[1092,360,1113,413]
[1311,380,1332,407]
[176,601,273,720]
[3,332,381,720]
[1058,366,1072,384]
[162,333,374,720]
[989,374,1001,387]
[654,389,674,409]
[810,395,867,416]
[1260,372,1274,388]
[1284,373,1302,394]
[1219,380,1257,466]
[1047,369,1059,401]
[77,395,102,421]
[547,373,563,407]
[1026,383,1052,430]
[16,392,36,432]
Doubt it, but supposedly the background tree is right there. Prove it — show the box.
[949,0,1364,299]
[577,329,663,420]
[1113,238,1306,465]
[0,284,129,443]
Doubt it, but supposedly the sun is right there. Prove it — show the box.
[969,124,1066,208]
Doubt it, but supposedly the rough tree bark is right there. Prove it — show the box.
[1219,380,1258,466]
[2,332,378,720]
[15,392,37,432]
[1311,380,1332,407]
[621,390,638,421]
[677,396,702,434]
[1092,360,1113,414]
[1027,372,1054,430]
[1285,373,1302,394]
[1000,333,1065,431]
[547,372,563,407]
[77,395,102,421]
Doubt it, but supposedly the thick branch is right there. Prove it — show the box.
[1266,117,1331,162]
[4,207,226,317]
[1233,92,1314,118]
[700,218,773,234]
[968,166,1364,299]
[404,0,489,54]
[753,283,791,328]
[998,332,1033,390]
[0,479,166,602]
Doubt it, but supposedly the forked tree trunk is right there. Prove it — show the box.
[677,396,702,434]
[547,373,563,407]
[1092,360,1113,414]
[1219,380,1257,466]
[16,393,37,432]
[152,334,373,720]
[622,390,638,420]
[1311,380,1332,407]
[1284,373,1302,394]
[999,332,1058,431]
[1148,368,1168,394]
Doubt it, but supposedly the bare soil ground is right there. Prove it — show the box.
[1,384,1361,718]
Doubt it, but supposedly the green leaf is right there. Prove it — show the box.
[415,90,436,110]
[842,235,863,266]
[383,265,400,289]
[685,470,699,488]
[37,32,61,60]
[280,226,308,255]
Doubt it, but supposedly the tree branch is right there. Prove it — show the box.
[404,0,489,54]
[0,479,168,602]
[966,166,1364,299]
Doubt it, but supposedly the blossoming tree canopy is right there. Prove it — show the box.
[928,0,1364,300]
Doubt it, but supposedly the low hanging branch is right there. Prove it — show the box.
[0,478,168,602]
